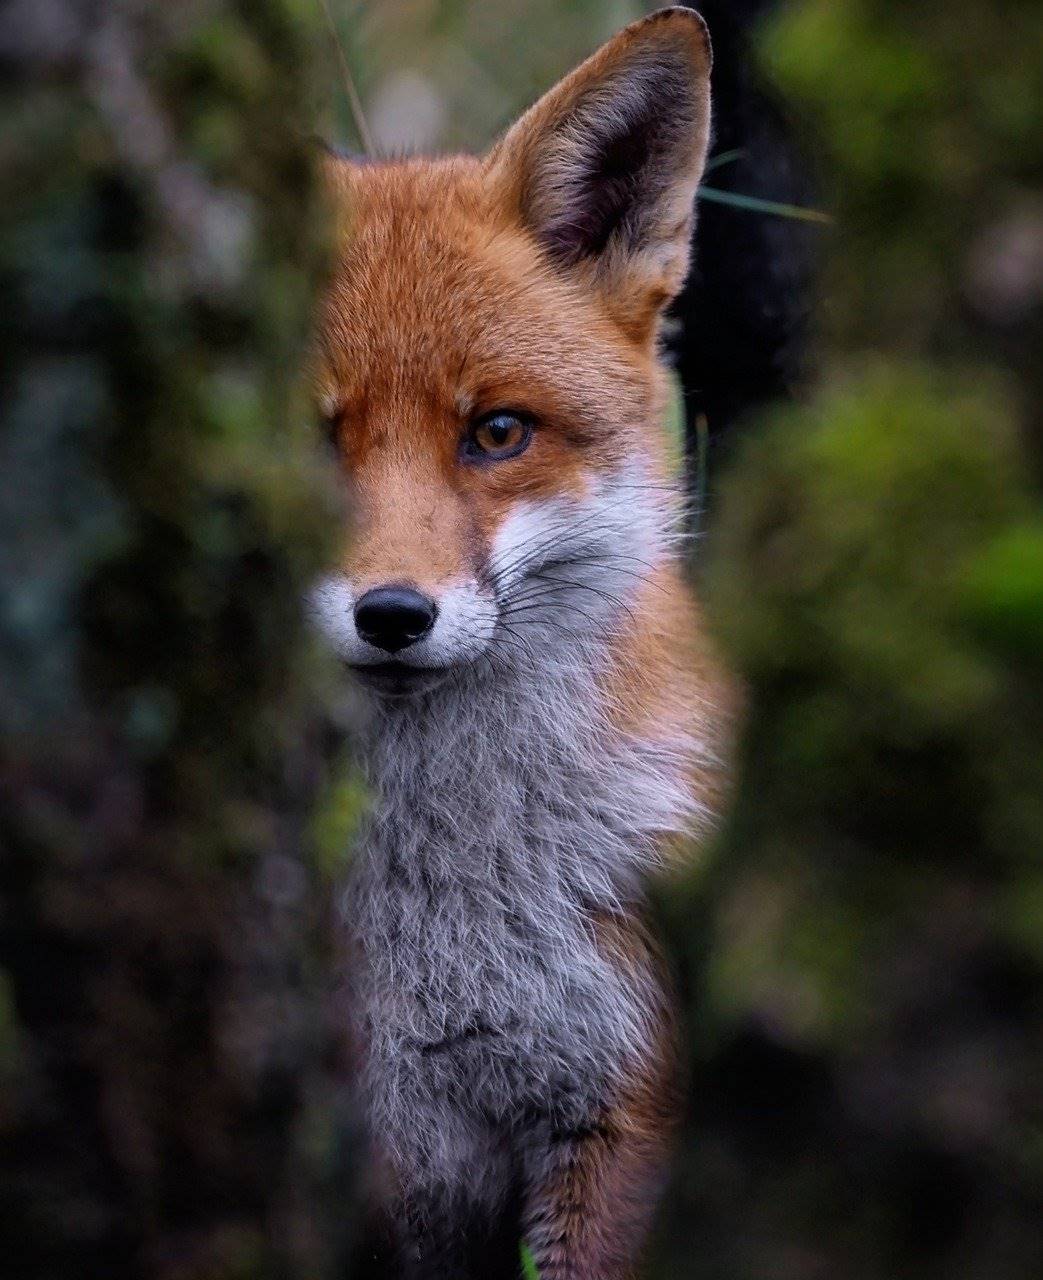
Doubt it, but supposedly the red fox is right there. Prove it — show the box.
[310,9,733,1277]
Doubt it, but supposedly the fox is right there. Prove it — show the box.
[309,9,734,1278]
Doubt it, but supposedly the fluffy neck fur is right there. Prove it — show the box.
[346,595,706,1202]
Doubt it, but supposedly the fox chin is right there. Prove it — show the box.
[310,8,735,1277]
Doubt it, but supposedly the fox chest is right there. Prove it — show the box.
[347,838,648,1154]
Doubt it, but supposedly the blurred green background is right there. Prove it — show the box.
[318,0,647,153]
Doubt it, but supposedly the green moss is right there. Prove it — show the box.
[960,521,1043,660]
[0,0,357,1273]
[710,365,1026,736]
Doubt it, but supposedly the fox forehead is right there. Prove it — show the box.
[316,156,656,458]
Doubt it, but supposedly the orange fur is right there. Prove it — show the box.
[315,9,733,1276]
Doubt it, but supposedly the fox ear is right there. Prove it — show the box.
[486,7,712,326]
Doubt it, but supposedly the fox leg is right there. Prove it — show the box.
[521,1066,677,1280]
[519,912,680,1278]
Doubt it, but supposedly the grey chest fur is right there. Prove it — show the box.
[344,665,692,1196]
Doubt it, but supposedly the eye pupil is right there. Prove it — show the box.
[465,412,533,462]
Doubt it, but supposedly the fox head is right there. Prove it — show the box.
[311,8,712,696]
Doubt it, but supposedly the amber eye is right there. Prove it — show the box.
[462,411,534,463]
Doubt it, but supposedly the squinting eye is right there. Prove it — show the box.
[463,412,534,463]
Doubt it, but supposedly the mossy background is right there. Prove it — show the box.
[3,1,1041,1278]
[1,1,361,1276]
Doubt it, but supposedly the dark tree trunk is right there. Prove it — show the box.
[673,0,820,502]
[0,2,358,1276]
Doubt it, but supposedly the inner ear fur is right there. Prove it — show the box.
[486,7,713,324]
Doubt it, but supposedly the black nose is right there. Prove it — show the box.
[354,585,437,654]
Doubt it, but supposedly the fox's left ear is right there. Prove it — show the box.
[486,7,712,333]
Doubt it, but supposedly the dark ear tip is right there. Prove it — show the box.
[630,6,713,74]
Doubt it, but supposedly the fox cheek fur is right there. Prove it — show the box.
[312,9,733,1278]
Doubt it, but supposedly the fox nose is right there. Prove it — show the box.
[354,585,437,654]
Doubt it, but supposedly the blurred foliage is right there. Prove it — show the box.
[0,1,360,1276]
[651,3,1043,1279]
[762,0,1043,431]
[317,0,645,154]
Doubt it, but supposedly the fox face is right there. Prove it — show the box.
[311,8,712,697]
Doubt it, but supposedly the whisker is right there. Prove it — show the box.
[487,511,624,588]
[530,571,637,625]
[500,569,649,621]
[487,495,695,592]
[485,487,682,586]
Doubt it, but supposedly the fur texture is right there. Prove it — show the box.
[340,470,721,1275]
[311,10,732,1277]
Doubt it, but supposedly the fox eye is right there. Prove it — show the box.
[463,412,534,463]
